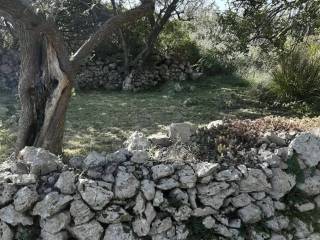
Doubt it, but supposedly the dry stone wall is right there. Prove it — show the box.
[0,48,200,92]
[0,121,320,240]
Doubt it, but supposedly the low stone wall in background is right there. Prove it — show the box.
[0,121,320,239]
[0,48,201,92]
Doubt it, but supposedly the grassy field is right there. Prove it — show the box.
[0,74,319,160]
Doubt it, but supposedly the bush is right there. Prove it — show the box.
[271,44,320,103]
[197,49,236,75]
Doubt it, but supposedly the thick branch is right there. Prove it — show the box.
[70,0,154,68]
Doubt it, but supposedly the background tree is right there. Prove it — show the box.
[220,0,320,53]
[0,0,154,155]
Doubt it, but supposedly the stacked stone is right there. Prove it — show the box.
[0,122,319,239]
[0,48,19,90]
[77,58,197,91]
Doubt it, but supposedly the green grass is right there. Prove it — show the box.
[0,74,318,160]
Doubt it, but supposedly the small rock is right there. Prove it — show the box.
[157,178,180,190]
[152,164,175,180]
[14,186,38,212]
[238,204,262,224]
[70,200,94,225]
[202,216,215,229]
[177,166,197,188]
[125,131,149,151]
[97,205,131,224]
[153,190,164,207]
[18,147,61,176]
[0,183,17,206]
[207,120,224,129]
[40,211,70,234]
[297,175,320,196]
[194,162,220,178]
[168,123,196,143]
[174,205,192,222]
[215,168,241,182]
[295,202,315,212]
[0,205,33,226]
[131,150,149,163]
[83,151,106,169]
[256,197,275,218]
[103,223,135,240]
[55,171,76,194]
[150,217,173,235]
[32,192,73,218]
[114,171,140,199]
[78,179,113,210]
[288,133,320,167]
[141,180,155,201]
[41,230,68,240]
[231,193,253,208]
[132,217,150,237]
[0,221,13,240]
[69,220,104,240]
[265,215,289,232]
[238,168,271,193]
[268,168,295,199]
[148,133,171,147]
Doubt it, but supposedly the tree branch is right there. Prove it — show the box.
[70,0,154,68]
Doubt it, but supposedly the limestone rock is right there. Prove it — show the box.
[231,193,253,208]
[55,171,76,194]
[238,168,271,193]
[69,220,104,240]
[269,168,295,199]
[141,180,155,201]
[289,133,320,167]
[173,205,192,222]
[168,122,196,143]
[41,230,68,240]
[215,168,241,182]
[32,192,73,218]
[199,187,235,210]
[40,211,70,234]
[156,178,179,190]
[256,197,275,218]
[131,150,149,163]
[194,162,220,178]
[297,175,320,196]
[150,217,173,235]
[114,170,140,199]
[148,133,171,147]
[70,200,94,225]
[103,223,135,240]
[177,166,197,188]
[125,131,150,151]
[152,164,175,180]
[83,151,106,169]
[291,218,313,239]
[97,205,131,224]
[153,190,164,207]
[78,179,113,210]
[0,221,13,240]
[265,216,289,232]
[14,186,38,212]
[0,183,17,206]
[18,147,61,176]
[238,204,262,223]
[0,205,33,226]
[132,217,150,237]
[197,182,229,196]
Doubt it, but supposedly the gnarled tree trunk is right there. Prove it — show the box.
[16,25,73,155]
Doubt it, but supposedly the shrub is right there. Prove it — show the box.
[271,44,320,103]
[197,49,236,75]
